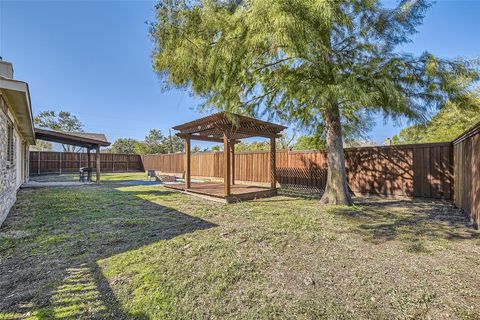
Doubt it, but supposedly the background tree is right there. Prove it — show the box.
[152,0,478,205]
[106,138,143,154]
[142,129,166,154]
[166,134,184,153]
[392,89,480,144]
[211,145,222,151]
[30,140,53,151]
[34,110,84,152]
[106,129,185,155]
[292,117,373,151]
[235,141,270,152]
[293,136,327,151]
[141,129,185,154]
[191,145,202,153]
[277,132,297,150]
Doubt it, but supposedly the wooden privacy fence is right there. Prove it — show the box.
[141,142,453,199]
[453,123,480,228]
[30,151,143,175]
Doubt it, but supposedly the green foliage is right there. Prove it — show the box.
[151,0,478,134]
[293,136,327,151]
[34,110,84,152]
[106,138,143,154]
[106,129,184,155]
[151,0,478,203]
[142,129,167,154]
[192,145,202,153]
[34,110,83,132]
[30,140,53,151]
[291,114,373,151]
[235,140,270,152]
[211,145,222,151]
[277,133,297,150]
[392,92,480,144]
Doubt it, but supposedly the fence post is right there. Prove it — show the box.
[59,153,62,174]
[37,151,40,175]
[112,154,115,173]
[126,155,129,172]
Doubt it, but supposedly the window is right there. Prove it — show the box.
[7,121,14,165]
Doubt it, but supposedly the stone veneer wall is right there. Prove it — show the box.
[0,96,18,227]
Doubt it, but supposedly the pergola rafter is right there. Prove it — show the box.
[172,112,286,198]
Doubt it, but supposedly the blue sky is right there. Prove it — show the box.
[0,0,479,148]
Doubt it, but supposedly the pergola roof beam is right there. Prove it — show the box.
[172,112,286,137]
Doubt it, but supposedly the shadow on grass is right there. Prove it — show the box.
[329,197,479,248]
[0,183,217,319]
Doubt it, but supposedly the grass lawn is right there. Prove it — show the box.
[1,173,479,319]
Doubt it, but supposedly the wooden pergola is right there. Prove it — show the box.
[34,128,110,183]
[170,112,286,201]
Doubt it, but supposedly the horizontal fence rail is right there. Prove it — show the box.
[30,151,143,175]
[453,123,480,228]
[141,142,453,199]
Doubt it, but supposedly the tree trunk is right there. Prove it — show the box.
[320,103,353,205]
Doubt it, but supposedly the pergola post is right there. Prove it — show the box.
[95,146,101,183]
[87,148,92,182]
[231,142,235,185]
[270,137,276,189]
[223,134,231,196]
[184,137,191,189]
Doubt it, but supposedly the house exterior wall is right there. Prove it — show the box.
[0,95,28,226]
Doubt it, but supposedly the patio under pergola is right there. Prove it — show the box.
[165,112,286,203]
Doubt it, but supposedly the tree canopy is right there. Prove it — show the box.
[392,90,480,144]
[151,0,479,204]
[105,138,143,154]
[34,110,84,152]
[152,0,477,123]
[30,140,53,152]
[106,129,184,154]
[292,136,327,151]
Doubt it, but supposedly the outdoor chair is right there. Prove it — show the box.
[147,170,156,181]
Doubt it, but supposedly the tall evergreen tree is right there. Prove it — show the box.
[151,0,478,205]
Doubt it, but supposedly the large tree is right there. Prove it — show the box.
[140,129,184,154]
[151,0,478,205]
[392,89,480,144]
[107,130,185,155]
[34,110,84,152]
[106,138,143,154]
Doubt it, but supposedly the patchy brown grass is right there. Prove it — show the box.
[1,173,479,319]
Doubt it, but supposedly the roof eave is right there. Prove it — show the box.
[0,77,35,144]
